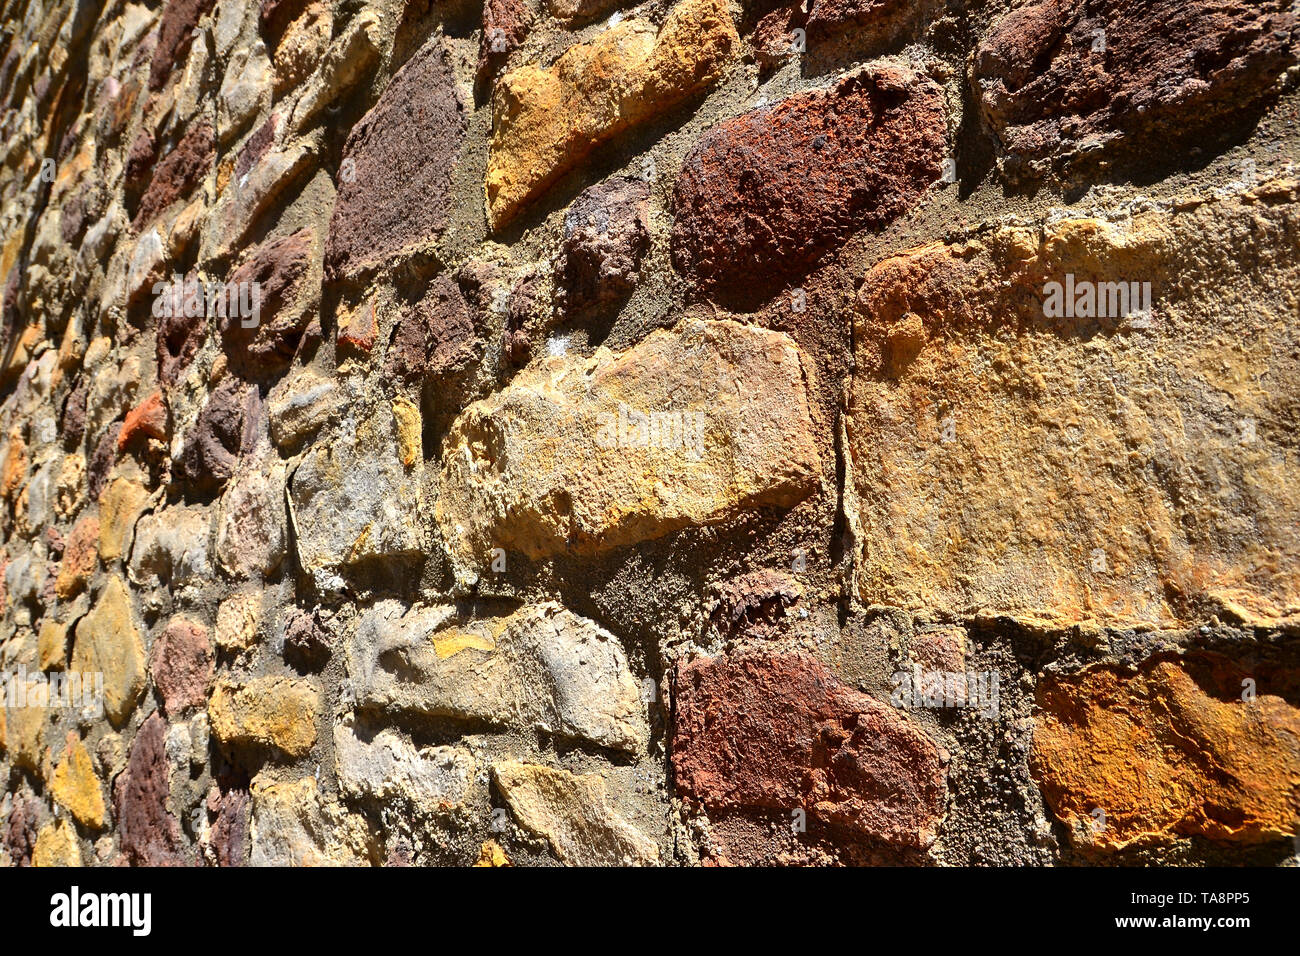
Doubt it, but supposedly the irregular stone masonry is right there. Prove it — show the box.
[0,0,1297,869]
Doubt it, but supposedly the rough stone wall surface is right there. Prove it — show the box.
[0,0,1297,867]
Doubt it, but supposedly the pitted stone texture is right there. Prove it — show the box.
[288,405,424,578]
[54,514,98,598]
[349,602,646,754]
[478,0,532,80]
[209,676,319,757]
[151,0,219,91]
[71,575,146,727]
[98,477,150,562]
[250,775,371,865]
[31,819,81,867]
[384,274,477,383]
[437,319,819,571]
[849,180,1300,628]
[970,0,1300,182]
[150,617,214,715]
[268,367,342,451]
[207,785,250,866]
[334,723,475,810]
[324,36,465,280]
[486,0,738,230]
[178,377,259,492]
[215,448,288,579]
[671,66,945,294]
[114,713,188,866]
[129,504,213,591]
[1033,654,1300,850]
[752,0,942,69]
[49,733,107,830]
[672,651,947,848]
[222,228,317,379]
[493,760,659,866]
[554,177,651,320]
[132,120,215,228]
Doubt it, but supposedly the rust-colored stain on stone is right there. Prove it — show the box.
[1032,654,1300,850]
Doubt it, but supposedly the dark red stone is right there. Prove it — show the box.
[671,67,945,296]
[234,113,278,183]
[149,0,218,91]
[87,422,122,502]
[282,607,330,671]
[178,377,257,490]
[672,651,947,847]
[150,618,214,715]
[384,273,476,382]
[222,228,316,377]
[477,0,532,81]
[132,120,215,228]
[324,35,465,281]
[554,177,650,320]
[3,790,40,867]
[157,302,205,387]
[970,0,1300,182]
[114,713,189,866]
[207,785,249,866]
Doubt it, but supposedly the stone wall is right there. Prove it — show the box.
[0,0,1298,866]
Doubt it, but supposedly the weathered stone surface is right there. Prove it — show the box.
[54,513,98,599]
[270,1,331,95]
[1033,654,1300,850]
[49,733,107,830]
[554,177,650,319]
[157,306,205,387]
[334,723,475,810]
[150,0,218,91]
[37,618,67,671]
[216,591,262,653]
[478,0,532,80]
[267,367,341,451]
[288,405,424,578]
[706,568,802,642]
[282,607,330,669]
[324,36,464,280]
[98,476,150,561]
[672,651,947,847]
[474,839,511,866]
[32,818,81,867]
[215,449,287,579]
[286,11,382,132]
[132,120,215,228]
[249,775,371,865]
[209,676,318,757]
[350,602,646,753]
[114,713,188,866]
[3,693,48,772]
[493,760,658,866]
[671,66,945,293]
[437,319,819,571]
[222,229,317,378]
[129,504,212,590]
[384,274,477,383]
[203,139,317,261]
[151,617,214,715]
[849,181,1300,628]
[752,0,941,69]
[486,0,738,230]
[71,575,146,727]
[548,0,628,23]
[970,0,1300,182]
[207,785,250,866]
[4,791,41,866]
[118,391,168,449]
[178,378,257,491]
[391,397,421,468]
